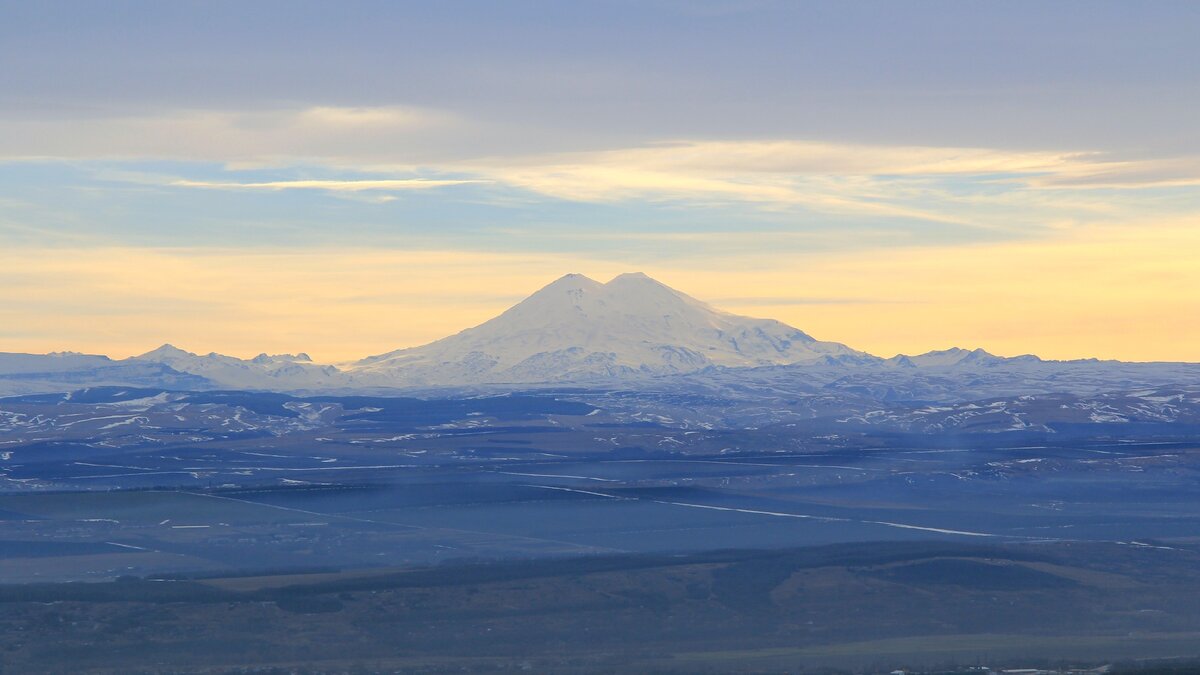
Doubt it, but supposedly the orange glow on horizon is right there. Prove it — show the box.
[3,220,1198,363]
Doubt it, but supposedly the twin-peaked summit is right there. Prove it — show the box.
[349,272,865,385]
[5,271,1193,396]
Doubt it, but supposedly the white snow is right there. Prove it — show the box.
[495,471,618,482]
[99,416,150,430]
[347,272,866,385]
[655,500,1000,537]
[525,484,624,499]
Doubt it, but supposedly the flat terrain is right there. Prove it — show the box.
[2,541,1200,672]
[0,435,1197,583]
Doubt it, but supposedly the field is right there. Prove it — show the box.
[2,541,1200,672]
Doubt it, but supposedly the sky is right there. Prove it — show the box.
[2,0,1199,362]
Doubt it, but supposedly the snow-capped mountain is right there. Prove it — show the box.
[0,351,213,395]
[0,346,355,396]
[1,272,1198,396]
[348,272,869,385]
[130,344,348,390]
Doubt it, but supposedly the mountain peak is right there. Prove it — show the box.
[899,346,1006,367]
[918,347,969,357]
[604,271,675,293]
[529,272,678,302]
[251,352,314,364]
[138,344,193,359]
[352,272,862,384]
[607,271,653,283]
[513,274,604,307]
[543,273,601,290]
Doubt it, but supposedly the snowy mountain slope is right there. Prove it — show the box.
[0,346,360,395]
[0,351,214,396]
[348,272,871,385]
[129,344,352,391]
[660,350,1200,409]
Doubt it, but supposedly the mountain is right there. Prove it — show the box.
[887,347,1046,368]
[347,272,870,385]
[0,346,355,396]
[130,344,349,391]
[0,351,213,395]
[0,351,115,374]
[1,272,1198,397]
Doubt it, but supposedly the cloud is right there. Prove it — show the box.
[434,141,1071,226]
[1021,156,1200,190]
[169,178,487,193]
[547,140,1086,176]
[456,139,1088,200]
[3,104,1198,236]
[6,105,1194,192]
[0,105,457,165]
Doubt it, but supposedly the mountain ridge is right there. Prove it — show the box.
[1,272,1196,395]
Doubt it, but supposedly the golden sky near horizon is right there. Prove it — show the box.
[4,219,1197,364]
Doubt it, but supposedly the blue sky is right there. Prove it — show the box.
[2,1,1199,360]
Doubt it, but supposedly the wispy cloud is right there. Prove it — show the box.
[170,178,487,192]
[461,139,1200,193]
[5,106,1200,251]
[447,140,1157,227]
[5,103,1199,211]
[0,105,457,164]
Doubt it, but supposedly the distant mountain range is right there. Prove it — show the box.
[1,273,1197,398]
